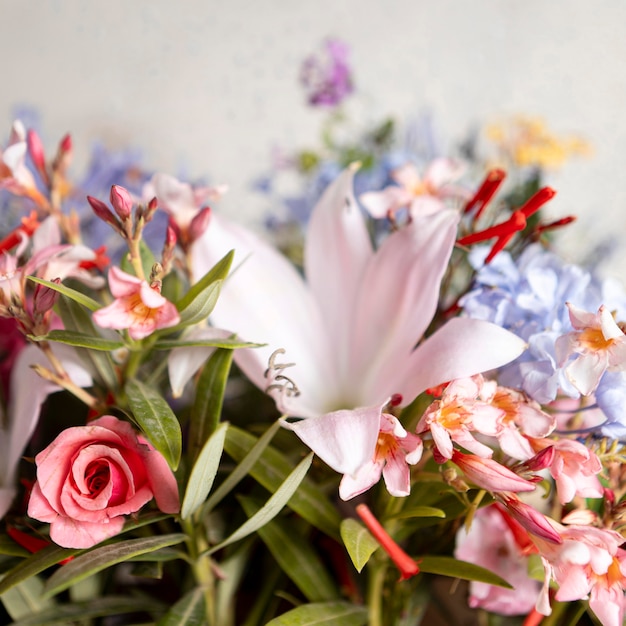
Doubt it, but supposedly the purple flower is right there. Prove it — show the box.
[300,38,354,108]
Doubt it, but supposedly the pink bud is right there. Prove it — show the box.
[87,196,119,229]
[27,130,48,183]
[498,495,562,544]
[34,278,60,315]
[188,206,212,243]
[60,133,72,153]
[451,450,536,493]
[110,185,133,220]
[519,446,555,473]
[166,225,177,247]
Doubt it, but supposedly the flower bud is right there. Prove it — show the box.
[34,278,60,315]
[110,185,133,220]
[26,129,49,184]
[188,206,212,243]
[87,196,120,230]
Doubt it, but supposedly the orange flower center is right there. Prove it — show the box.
[437,404,471,430]
[579,327,615,351]
[375,431,398,462]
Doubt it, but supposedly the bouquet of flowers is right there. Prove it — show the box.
[1,41,625,626]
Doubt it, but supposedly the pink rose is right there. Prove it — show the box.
[27,415,180,549]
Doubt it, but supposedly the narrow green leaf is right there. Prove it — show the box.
[27,276,101,311]
[8,595,166,625]
[0,535,29,557]
[156,587,205,626]
[224,426,341,539]
[204,420,281,513]
[176,250,234,313]
[44,533,186,597]
[340,519,379,573]
[240,497,339,602]
[264,601,368,626]
[28,329,124,351]
[153,337,263,350]
[125,379,182,470]
[385,506,446,521]
[181,422,229,520]
[176,281,222,327]
[417,556,513,588]
[0,575,55,620]
[0,545,81,596]
[56,294,119,390]
[188,348,233,463]
[206,453,313,554]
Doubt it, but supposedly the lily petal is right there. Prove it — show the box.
[395,317,527,404]
[283,403,383,476]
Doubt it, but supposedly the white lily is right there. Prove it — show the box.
[179,166,526,491]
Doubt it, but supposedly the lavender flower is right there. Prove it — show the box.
[300,38,354,108]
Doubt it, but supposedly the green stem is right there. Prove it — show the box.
[182,518,216,626]
[367,560,388,626]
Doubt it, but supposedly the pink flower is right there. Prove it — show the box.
[555,303,626,395]
[0,120,48,208]
[27,415,180,549]
[533,524,626,626]
[339,413,423,499]
[93,266,180,340]
[149,173,227,248]
[455,505,541,615]
[416,376,503,459]
[488,385,556,460]
[528,436,603,504]
[360,159,469,220]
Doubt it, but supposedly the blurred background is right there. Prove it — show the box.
[2,0,626,276]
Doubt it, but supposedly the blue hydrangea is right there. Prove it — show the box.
[460,244,626,414]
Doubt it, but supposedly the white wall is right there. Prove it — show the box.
[2,0,625,275]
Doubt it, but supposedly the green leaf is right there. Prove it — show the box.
[176,281,223,327]
[0,576,56,620]
[28,329,124,351]
[240,497,339,602]
[156,587,205,626]
[0,545,81,596]
[44,534,186,598]
[207,453,313,555]
[0,535,29,557]
[265,601,368,626]
[224,426,341,539]
[188,348,233,463]
[385,506,446,521]
[56,294,119,390]
[176,250,233,313]
[204,420,281,513]
[181,422,229,520]
[417,556,513,588]
[27,276,100,311]
[8,595,166,625]
[340,519,379,573]
[153,337,263,350]
[125,378,182,470]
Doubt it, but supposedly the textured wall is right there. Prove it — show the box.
[2,0,625,274]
